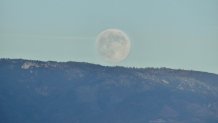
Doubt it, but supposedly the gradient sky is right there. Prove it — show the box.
[0,0,218,74]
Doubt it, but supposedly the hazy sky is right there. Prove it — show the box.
[0,0,218,74]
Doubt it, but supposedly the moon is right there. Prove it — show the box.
[96,29,131,63]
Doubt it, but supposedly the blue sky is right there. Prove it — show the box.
[0,0,218,73]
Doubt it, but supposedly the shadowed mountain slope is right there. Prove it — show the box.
[0,59,218,123]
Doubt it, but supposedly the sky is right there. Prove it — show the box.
[0,0,218,74]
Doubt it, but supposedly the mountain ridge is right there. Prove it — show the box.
[0,59,218,123]
[1,58,217,75]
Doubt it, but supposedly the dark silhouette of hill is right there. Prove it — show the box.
[0,59,218,123]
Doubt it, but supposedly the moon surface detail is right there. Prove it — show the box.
[96,29,131,63]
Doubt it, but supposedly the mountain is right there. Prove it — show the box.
[0,59,218,123]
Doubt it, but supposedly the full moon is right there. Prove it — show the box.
[96,29,131,63]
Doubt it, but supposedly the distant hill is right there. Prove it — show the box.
[0,59,218,123]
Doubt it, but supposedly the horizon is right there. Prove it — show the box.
[1,58,217,75]
[1,0,218,74]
